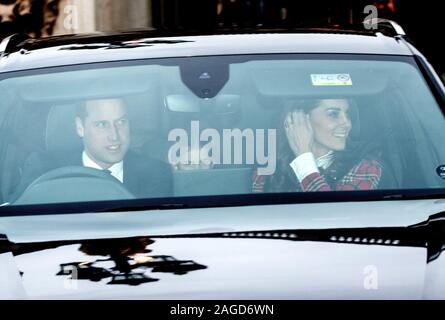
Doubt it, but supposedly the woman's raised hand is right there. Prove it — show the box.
[284,110,313,157]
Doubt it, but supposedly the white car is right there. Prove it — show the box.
[0,21,445,299]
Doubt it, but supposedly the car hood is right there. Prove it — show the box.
[1,199,445,299]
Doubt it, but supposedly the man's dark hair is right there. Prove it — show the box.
[75,98,126,121]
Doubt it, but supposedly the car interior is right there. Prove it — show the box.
[0,56,442,205]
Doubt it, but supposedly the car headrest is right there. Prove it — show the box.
[45,104,82,151]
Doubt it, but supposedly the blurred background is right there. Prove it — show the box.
[0,0,443,77]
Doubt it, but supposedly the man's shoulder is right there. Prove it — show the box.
[125,151,171,172]
[123,151,173,197]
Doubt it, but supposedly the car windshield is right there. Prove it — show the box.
[0,54,444,209]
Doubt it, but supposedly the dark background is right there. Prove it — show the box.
[1,0,444,76]
[151,0,444,77]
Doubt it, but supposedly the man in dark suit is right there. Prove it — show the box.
[12,98,172,201]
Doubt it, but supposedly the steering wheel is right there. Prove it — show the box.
[14,166,135,205]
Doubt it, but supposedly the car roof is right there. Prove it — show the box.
[0,30,414,73]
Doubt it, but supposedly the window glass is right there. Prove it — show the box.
[0,55,444,206]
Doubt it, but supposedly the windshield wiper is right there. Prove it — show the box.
[1,189,444,217]
[84,189,445,214]
[381,189,445,200]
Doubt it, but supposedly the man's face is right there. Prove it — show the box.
[75,99,130,169]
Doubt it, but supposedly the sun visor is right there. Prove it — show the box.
[10,66,159,102]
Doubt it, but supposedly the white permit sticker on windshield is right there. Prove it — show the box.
[311,74,353,86]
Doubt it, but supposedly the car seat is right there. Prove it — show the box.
[353,95,407,189]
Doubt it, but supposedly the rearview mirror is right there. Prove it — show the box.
[165,94,200,113]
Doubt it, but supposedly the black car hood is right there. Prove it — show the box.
[1,199,445,299]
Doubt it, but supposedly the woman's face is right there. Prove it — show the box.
[308,99,352,157]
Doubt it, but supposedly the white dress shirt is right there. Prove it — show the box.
[289,151,334,182]
[82,151,124,183]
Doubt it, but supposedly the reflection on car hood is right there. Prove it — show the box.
[1,199,445,243]
[1,199,445,299]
